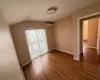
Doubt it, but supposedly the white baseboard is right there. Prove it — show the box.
[21,49,80,67]
[20,68,25,80]
[55,48,73,55]
[55,48,81,61]
[86,46,96,49]
[21,60,32,67]
[42,49,55,56]
[73,57,80,61]
[48,49,55,52]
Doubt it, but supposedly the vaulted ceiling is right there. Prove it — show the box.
[0,0,99,24]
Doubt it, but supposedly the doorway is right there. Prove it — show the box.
[80,16,100,63]
[25,29,48,60]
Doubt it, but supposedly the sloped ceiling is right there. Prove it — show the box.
[0,0,99,24]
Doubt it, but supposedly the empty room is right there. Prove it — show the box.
[0,0,100,80]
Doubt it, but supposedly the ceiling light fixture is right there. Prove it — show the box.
[47,7,57,14]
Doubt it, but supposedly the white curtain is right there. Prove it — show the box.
[25,29,48,59]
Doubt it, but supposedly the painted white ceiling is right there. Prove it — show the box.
[0,0,99,24]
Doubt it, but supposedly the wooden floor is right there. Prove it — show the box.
[23,49,100,80]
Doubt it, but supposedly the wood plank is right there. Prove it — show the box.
[23,49,100,80]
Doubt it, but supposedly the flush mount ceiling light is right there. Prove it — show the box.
[47,7,57,14]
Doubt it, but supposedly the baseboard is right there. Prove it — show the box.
[83,40,88,42]
[21,49,80,67]
[87,46,96,49]
[48,49,55,52]
[73,57,80,61]
[21,60,32,67]
[20,68,25,80]
[55,48,81,61]
[55,48,73,55]
[42,49,55,56]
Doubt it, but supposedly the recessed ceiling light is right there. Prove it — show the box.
[47,7,57,14]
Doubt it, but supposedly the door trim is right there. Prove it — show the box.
[76,11,100,61]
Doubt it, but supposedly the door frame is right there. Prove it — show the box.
[24,28,49,60]
[97,18,100,55]
[76,11,100,61]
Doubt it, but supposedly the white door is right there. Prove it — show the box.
[25,29,48,59]
[97,18,100,55]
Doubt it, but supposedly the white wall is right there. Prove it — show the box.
[10,21,54,66]
[0,9,24,80]
[88,18,99,48]
[54,2,100,60]
[54,15,74,54]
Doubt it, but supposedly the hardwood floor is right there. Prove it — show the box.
[23,49,100,80]
[82,41,100,65]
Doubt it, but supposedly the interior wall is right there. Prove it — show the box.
[73,2,100,59]
[0,9,23,80]
[10,21,54,66]
[88,18,99,48]
[46,26,55,50]
[83,21,88,41]
[54,1,100,59]
[54,15,74,54]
